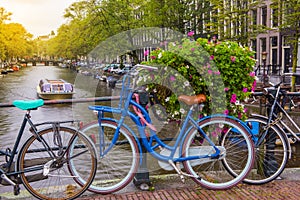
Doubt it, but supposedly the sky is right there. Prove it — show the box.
[0,0,77,37]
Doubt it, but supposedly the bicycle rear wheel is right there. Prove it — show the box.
[80,119,139,194]
[243,116,289,185]
[183,116,255,190]
[17,127,97,200]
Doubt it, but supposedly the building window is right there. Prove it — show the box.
[261,38,266,52]
[271,8,278,27]
[252,9,257,26]
[251,39,257,59]
[261,6,267,26]
[271,36,278,47]
[271,49,278,65]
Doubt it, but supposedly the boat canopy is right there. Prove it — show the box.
[39,79,74,93]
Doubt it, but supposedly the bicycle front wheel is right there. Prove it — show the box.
[183,116,255,190]
[80,120,139,194]
[17,126,97,200]
[243,116,289,185]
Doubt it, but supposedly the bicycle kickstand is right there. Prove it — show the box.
[168,160,199,183]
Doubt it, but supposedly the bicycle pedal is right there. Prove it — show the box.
[13,184,20,195]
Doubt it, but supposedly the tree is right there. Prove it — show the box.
[206,0,264,45]
[0,7,34,62]
[2,23,33,61]
[271,0,300,91]
[0,7,12,61]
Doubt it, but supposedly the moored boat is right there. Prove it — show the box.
[12,65,20,71]
[37,79,75,100]
[1,69,7,74]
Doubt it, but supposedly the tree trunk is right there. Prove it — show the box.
[291,36,299,92]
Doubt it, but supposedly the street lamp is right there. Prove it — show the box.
[261,51,268,86]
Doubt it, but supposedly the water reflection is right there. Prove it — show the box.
[0,65,109,148]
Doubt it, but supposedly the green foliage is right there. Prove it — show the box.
[142,35,256,120]
[0,7,33,61]
[271,0,300,91]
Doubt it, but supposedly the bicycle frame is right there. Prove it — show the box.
[90,73,251,165]
[254,86,300,146]
[0,110,79,184]
[0,111,39,179]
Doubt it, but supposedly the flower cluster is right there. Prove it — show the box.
[141,34,256,120]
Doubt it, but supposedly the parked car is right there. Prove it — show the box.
[107,64,121,74]
[118,65,133,75]
[102,65,111,73]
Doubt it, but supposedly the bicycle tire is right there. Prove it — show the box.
[241,116,289,185]
[80,119,140,194]
[17,126,97,200]
[182,116,255,190]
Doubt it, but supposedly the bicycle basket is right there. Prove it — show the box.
[117,64,158,110]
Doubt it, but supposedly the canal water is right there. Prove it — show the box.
[0,65,113,149]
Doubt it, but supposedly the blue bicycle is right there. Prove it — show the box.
[81,64,255,193]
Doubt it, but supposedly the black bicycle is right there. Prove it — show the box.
[0,99,97,199]
[242,73,300,185]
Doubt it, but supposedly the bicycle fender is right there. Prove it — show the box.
[180,114,254,155]
[197,114,254,134]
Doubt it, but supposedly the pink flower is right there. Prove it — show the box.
[224,88,229,92]
[242,88,248,93]
[208,70,212,75]
[170,75,176,81]
[222,127,229,134]
[209,55,214,60]
[191,48,195,52]
[187,31,194,37]
[214,71,220,75]
[238,113,242,119]
[212,131,217,137]
[244,108,248,113]
[230,94,237,103]
[224,110,229,115]
[251,80,257,92]
[150,55,156,59]
[230,56,236,62]
[144,50,149,56]
[150,74,155,80]
[249,71,255,77]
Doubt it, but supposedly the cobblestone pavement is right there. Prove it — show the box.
[1,169,300,200]
[77,169,300,200]
[78,180,300,200]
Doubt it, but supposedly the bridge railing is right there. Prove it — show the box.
[0,96,120,108]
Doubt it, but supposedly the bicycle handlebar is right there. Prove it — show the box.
[134,64,158,71]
